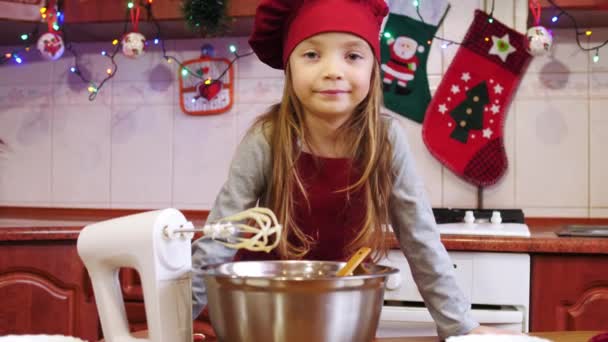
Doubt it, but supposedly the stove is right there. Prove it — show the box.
[433,208,530,238]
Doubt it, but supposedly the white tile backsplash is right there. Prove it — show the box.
[590,72,608,99]
[392,114,444,207]
[590,99,608,207]
[110,105,173,208]
[441,0,483,73]
[518,71,588,100]
[52,105,111,206]
[172,105,237,208]
[1,4,606,217]
[112,80,175,105]
[514,100,588,208]
[237,78,284,104]
[0,105,52,204]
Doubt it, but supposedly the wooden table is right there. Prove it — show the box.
[114,330,601,342]
[376,331,599,342]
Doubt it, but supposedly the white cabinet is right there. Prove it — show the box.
[377,251,530,337]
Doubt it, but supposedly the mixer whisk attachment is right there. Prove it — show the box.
[166,207,282,253]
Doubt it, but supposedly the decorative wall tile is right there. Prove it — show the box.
[172,105,237,208]
[0,85,53,107]
[441,0,484,73]
[515,100,588,208]
[590,72,608,99]
[0,53,54,85]
[590,208,608,218]
[236,103,273,141]
[392,114,444,207]
[52,105,111,206]
[112,80,174,105]
[589,28,608,73]
[110,105,173,208]
[237,78,284,104]
[590,99,608,207]
[517,71,588,100]
[0,105,52,204]
[523,207,588,218]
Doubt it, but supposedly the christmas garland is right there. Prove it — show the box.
[182,0,229,36]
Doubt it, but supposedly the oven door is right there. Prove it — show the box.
[376,305,524,338]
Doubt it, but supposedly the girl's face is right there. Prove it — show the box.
[289,32,375,124]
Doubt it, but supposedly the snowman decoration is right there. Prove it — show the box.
[121,32,146,59]
[526,26,553,56]
[381,36,424,95]
[37,32,64,61]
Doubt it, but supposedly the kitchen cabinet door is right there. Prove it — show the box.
[0,241,99,341]
[530,254,608,331]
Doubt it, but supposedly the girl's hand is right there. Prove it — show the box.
[468,325,524,335]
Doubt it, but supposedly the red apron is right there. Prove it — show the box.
[235,151,366,261]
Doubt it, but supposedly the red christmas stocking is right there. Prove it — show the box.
[422,10,532,187]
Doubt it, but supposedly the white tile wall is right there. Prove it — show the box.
[590,100,608,208]
[0,105,52,204]
[52,104,111,206]
[110,104,173,208]
[0,1,606,217]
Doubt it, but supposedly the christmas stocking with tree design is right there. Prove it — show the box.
[422,10,532,187]
[380,0,449,123]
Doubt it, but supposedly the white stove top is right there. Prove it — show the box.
[437,222,531,237]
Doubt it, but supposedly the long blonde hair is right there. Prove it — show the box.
[253,62,393,261]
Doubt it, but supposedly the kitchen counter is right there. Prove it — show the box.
[2,217,608,254]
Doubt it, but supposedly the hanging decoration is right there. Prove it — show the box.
[526,0,552,56]
[380,0,450,124]
[122,3,146,58]
[178,44,235,116]
[182,0,228,36]
[37,1,64,61]
[422,10,532,187]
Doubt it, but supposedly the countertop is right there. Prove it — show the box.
[2,218,608,254]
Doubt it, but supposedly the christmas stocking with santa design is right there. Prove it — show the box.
[422,10,532,187]
[380,0,449,123]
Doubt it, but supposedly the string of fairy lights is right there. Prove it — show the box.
[382,0,606,62]
[1,0,606,101]
[0,0,253,101]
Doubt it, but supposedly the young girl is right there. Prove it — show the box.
[192,0,510,338]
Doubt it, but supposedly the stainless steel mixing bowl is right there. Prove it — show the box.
[201,260,398,342]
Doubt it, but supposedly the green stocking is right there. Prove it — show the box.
[380,0,449,123]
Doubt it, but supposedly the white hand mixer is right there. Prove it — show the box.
[77,207,281,342]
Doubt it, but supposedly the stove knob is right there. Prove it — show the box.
[491,211,502,224]
[386,273,402,290]
[464,210,475,224]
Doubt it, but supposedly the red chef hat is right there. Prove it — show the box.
[249,0,389,70]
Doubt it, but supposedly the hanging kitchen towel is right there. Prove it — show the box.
[380,0,450,123]
[422,10,532,187]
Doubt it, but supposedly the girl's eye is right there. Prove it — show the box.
[347,53,363,61]
[304,51,319,59]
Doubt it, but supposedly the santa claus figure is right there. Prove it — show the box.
[381,36,424,95]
